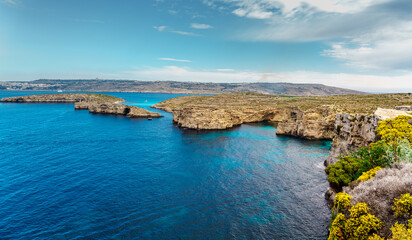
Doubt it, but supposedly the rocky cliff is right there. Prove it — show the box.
[1,93,162,119]
[275,106,336,140]
[155,100,337,139]
[153,93,412,141]
[325,107,412,166]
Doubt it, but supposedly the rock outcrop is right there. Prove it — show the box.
[275,106,336,140]
[325,107,412,166]
[75,102,162,118]
[325,114,379,166]
[1,93,162,119]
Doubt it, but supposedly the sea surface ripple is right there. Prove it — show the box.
[0,91,331,239]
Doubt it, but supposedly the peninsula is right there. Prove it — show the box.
[0,93,162,119]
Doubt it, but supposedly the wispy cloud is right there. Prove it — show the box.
[170,30,200,36]
[153,26,167,32]
[1,0,20,6]
[158,58,192,63]
[154,26,200,36]
[190,23,213,29]
[168,9,178,15]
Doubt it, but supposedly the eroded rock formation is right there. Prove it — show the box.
[75,102,162,118]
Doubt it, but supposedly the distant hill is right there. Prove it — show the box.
[1,79,366,96]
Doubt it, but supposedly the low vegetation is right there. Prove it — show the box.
[326,115,412,239]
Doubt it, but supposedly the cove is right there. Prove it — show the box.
[0,91,331,239]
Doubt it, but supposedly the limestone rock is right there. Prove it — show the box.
[75,102,162,118]
[276,106,336,140]
[374,107,411,121]
[325,113,378,166]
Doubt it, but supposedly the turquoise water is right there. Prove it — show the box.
[0,91,331,239]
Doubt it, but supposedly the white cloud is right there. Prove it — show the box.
[219,0,389,17]
[158,58,192,63]
[323,22,412,70]
[205,0,412,71]
[190,23,213,29]
[122,66,412,92]
[153,26,167,32]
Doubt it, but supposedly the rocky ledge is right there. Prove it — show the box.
[1,93,162,119]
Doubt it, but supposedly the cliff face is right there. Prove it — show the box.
[326,113,379,166]
[165,105,337,140]
[275,106,336,140]
[325,108,412,166]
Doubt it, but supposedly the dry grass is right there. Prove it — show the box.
[154,92,412,114]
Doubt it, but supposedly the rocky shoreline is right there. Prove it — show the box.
[152,93,412,163]
[0,93,162,119]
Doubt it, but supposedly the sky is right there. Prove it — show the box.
[1,0,412,92]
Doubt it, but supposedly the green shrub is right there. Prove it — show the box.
[354,141,392,168]
[326,156,364,189]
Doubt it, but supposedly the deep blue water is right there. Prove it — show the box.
[0,91,331,240]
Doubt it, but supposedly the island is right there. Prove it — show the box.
[0,93,163,119]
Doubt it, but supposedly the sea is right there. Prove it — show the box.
[0,91,331,240]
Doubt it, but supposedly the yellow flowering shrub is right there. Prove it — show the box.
[389,219,412,240]
[393,193,412,217]
[329,213,346,240]
[376,115,412,143]
[329,202,383,240]
[368,234,384,240]
[357,167,382,182]
[368,220,412,239]
[335,193,352,212]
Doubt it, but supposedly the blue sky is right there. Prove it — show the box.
[1,0,412,92]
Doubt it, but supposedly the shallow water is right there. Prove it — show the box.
[0,91,331,239]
